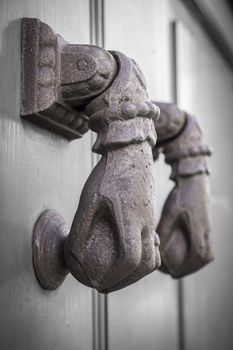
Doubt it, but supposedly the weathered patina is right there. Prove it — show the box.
[154,102,213,278]
[25,19,213,293]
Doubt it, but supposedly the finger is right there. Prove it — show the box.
[102,229,161,293]
[157,186,179,248]
[160,215,190,278]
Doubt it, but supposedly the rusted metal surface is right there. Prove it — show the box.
[154,102,214,278]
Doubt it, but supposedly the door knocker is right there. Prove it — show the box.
[21,18,213,293]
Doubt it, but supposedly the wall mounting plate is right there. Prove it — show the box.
[20,18,89,140]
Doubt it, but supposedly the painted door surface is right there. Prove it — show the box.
[0,1,93,349]
[1,1,233,350]
[173,6,233,350]
[104,1,233,350]
[0,1,180,349]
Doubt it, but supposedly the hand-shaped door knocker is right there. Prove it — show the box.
[153,103,213,278]
[21,18,213,293]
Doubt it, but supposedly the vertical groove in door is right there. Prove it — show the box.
[170,21,178,104]
[92,291,99,350]
[170,20,185,350]
[104,290,108,349]
[90,0,104,47]
[178,281,185,350]
[90,1,108,350]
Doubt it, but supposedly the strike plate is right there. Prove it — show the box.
[33,210,69,290]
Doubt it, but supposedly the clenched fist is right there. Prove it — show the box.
[154,102,214,278]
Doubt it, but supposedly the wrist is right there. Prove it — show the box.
[92,116,157,154]
[169,155,210,180]
[160,113,212,180]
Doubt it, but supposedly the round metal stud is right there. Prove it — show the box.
[33,210,69,290]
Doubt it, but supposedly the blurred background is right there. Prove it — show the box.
[0,0,233,349]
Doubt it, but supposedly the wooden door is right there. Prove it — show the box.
[103,1,233,349]
[172,3,233,349]
[0,1,180,349]
[1,1,232,350]
[0,1,93,349]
